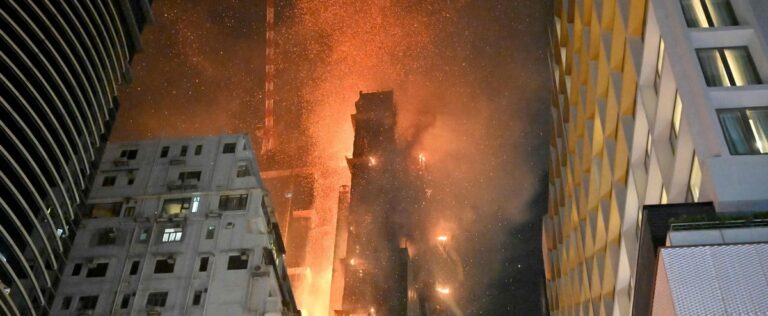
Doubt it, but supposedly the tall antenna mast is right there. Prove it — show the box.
[262,0,276,153]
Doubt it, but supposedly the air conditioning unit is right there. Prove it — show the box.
[252,265,269,277]
[86,258,97,268]
[147,307,161,316]
[166,256,175,264]
[113,158,129,167]
[169,157,185,166]
[240,251,248,260]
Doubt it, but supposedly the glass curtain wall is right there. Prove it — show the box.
[681,0,738,27]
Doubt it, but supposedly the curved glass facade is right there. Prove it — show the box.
[0,1,151,314]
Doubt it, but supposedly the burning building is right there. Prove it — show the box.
[332,91,410,315]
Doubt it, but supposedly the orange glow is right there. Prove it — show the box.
[436,285,451,295]
[437,235,448,242]
[279,2,471,314]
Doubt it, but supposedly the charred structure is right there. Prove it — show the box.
[335,91,410,315]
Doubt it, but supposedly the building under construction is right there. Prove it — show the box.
[332,91,410,315]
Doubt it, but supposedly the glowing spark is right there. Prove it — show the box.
[368,156,377,166]
[437,235,448,242]
[349,258,356,265]
[418,153,427,166]
[436,286,451,295]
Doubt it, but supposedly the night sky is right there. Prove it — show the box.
[112,0,553,314]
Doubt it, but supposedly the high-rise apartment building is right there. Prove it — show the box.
[0,1,151,314]
[52,134,299,315]
[542,0,768,314]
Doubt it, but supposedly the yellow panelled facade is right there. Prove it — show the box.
[543,0,649,314]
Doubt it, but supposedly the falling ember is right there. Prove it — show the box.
[437,235,448,242]
[276,0,548,314]
[436,286,451,295]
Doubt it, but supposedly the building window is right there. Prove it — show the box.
[127,176,135,185]
[180,145,188,157]
[161,227,183,243]
[154,258,175,274]
[160,146,169,158]
[227,253,249,270]
[219,194,248,211]
[77,296,99,310]
[120,294,131,309]
[72,263,83,276]
[102,175,117,187]
[205,225,216,239]
[718,107,768,155]
[199,257,209,272]
[689,154,703,202]
[88,202,122,218]
[697,47,761,87]
[194,145,203,156]
[178,171,202,183]
[192,290,203,306]
[138,228,150,242]
[129,260,140,275]
[670,92,683,149]
[162,198,192,215]
[120,149,139,160]
[644,132,653,171]
[191,196,200,213]
[95,228,117,246]
[636,205,644,237]
[681,0,738,28]
[222,142,237,154]
[146,292,168,308]
[123,206,135,217]
[655,39,665,93]
[86,262,109,278]
[61,296,72,310]
[236,162,251,177]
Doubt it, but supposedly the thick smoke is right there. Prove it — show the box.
[279,0,553,314]
[112,0,270,144]
[113,0,553,314]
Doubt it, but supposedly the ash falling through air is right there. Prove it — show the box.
[112,0,552,314]
[278,0,552,314]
